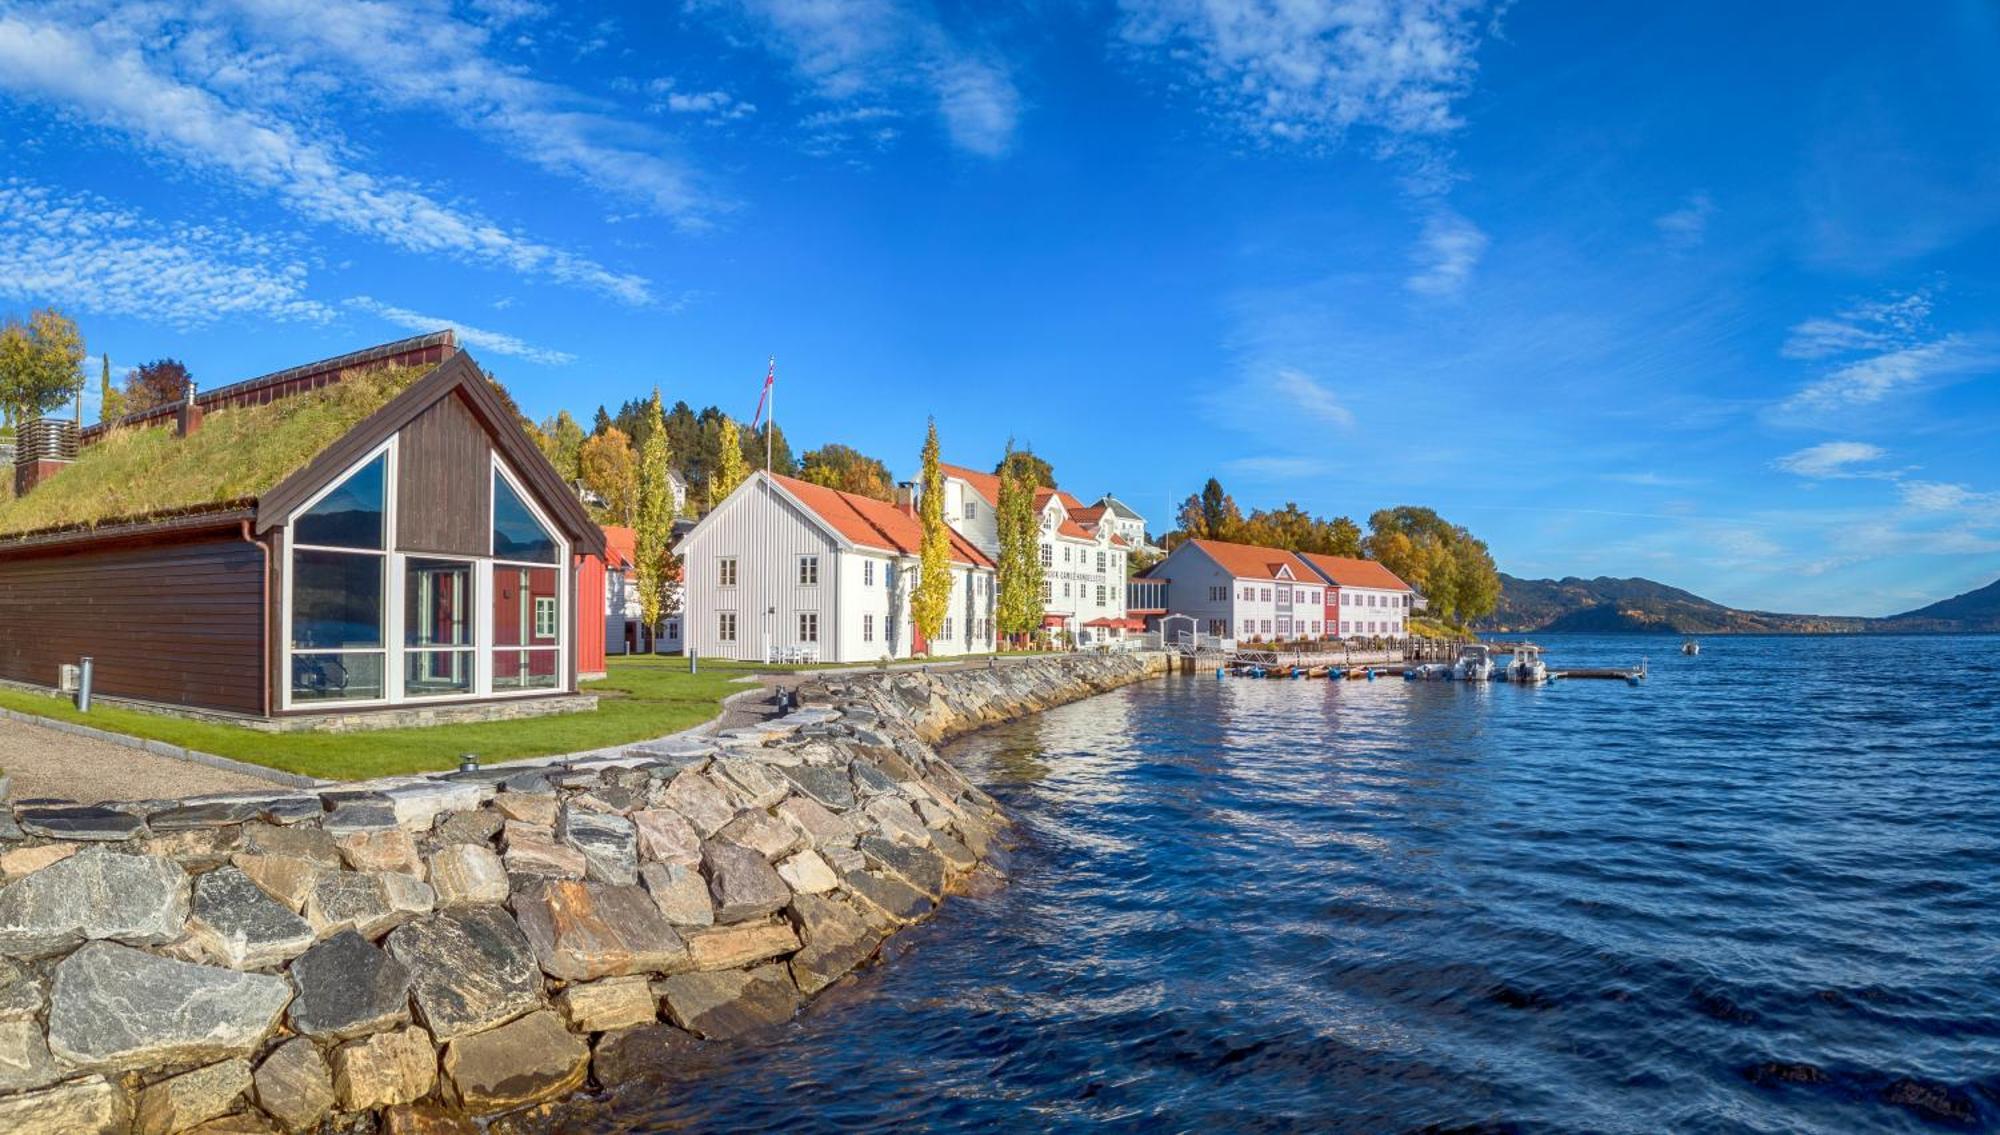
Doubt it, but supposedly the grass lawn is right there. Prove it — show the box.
[0,656,744,782]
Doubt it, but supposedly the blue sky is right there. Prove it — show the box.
[2,0,1996,616]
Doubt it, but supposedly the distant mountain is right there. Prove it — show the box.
[1480,573,2000,634]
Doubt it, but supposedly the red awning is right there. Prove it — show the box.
[1041,614,1071,628]
[1082,616,1147,630]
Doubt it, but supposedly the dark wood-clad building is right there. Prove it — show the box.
[0,333,604,721]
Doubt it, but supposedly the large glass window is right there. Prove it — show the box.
[405,559,473,698]
[294,456,385,549]
[493,472,558,563]
[292,551,384,649]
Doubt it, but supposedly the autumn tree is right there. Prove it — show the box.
[1174,477,1243,541]
[708,416,749,508]
[910,419,955,651]
[579,428,638,526]
[996,447,1054,490]
[1364,506,1500,623]
[799,443,894,501]
[635,390,675,646]
[535,410,585,483]
[0,308,86,427]
[123,358,193,413]
[994,441,1045,644]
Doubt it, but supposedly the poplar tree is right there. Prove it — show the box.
[995,441,1044,645]
[635,390,673,647]
[709,415,748,508]
[98,354,126,423]
[910,418,953,648]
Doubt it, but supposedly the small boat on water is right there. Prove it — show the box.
[1453,644,1494,682]
[1506,645,1549,684]
[1681,639,1700,656]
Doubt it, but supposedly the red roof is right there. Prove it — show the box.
[771,473,993,568]
[938,462,1004,506]
[1184,538,1316,582]
[1082,616,1146,630]
[600,525,636,570]
[1298,552,1413,592]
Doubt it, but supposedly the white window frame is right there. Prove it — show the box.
[718,611,738,642]
[282,438,396,711]
[798,611,819,642]
[717,557,738,587]
[798,555,819,586]
[487,457,571,700]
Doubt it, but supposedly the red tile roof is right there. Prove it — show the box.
[1185,538,1317,582]
[600,525,636,570]
[1298,552,1413,592]
[772,473,993,568]
[938,462,1004,506]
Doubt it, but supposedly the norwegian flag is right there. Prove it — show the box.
[751,357,775,431]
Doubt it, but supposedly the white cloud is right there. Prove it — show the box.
[1772,441,1888,479]
[1406,210,1488,296]
[1781,289,1935,360]
[1117,0,1490,144]
[1223,455,1332,479]
[0,11,654,305]
[0,180,334,326]
[651,85,757,119]
[1774,286,1990,415]
[1602,471,1700,487]
[348,297,575,366]
[1270,368,1356,428]
[1898,480,1977,512]
[728,0,1020,156]
[1655,192,1714,249]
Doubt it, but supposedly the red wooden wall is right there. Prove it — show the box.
[575,553,606,676]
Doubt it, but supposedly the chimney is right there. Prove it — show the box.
[13,417,79,497]
[175,380,203,438]
[895,481,916,515]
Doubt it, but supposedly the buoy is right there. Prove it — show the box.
[1216,667,1225,679]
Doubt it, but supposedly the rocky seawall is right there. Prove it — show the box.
[0,651,1166,1134]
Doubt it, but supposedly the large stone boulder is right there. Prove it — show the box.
[0,1075,130,1134]
[0,847,189,958]
[653,965,802,1041]
[385,909,543,1041]
[555,976,656,1033]
[701,840,790,923]
[440,1010,589,1114]
[557,809,638,885]
[302,872,401,939]
[425,845,508,907]
[776,850,839,894]
[287,930,412,1040]
[658,771,736,837]
[47,942,292,1072]
[229,854,322,913]
[630,809,701,866]
[717,809,802,861]
[134,1057,252,1135]
[638,862,713,927]
[513,880,689,981]
[253,1038,335,1133]
[330,1026,436,1112]
[776,764,857,811]
[787,893,883,995]
[590,1022,708,1088]
[683,920,801,972]
[188,867,316,969]
[0,1016,59,1093]
[859,836,945,898]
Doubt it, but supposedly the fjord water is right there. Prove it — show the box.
[587,635,2000,1133]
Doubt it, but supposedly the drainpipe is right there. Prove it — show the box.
[241,520,272,717]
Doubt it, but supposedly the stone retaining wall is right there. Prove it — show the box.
[0,651,1165,1133]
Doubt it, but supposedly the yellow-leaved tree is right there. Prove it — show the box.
[910,418,953,649]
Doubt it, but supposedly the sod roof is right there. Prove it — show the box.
[0,363,429,540]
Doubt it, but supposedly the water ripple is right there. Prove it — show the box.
[567,634,2000,1134]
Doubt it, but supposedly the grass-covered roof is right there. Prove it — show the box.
[0,364,429,540]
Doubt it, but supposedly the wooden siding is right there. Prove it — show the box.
[396,391,491,557]
[0,532,265,715]
[575,553,606,675]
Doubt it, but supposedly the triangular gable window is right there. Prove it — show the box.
[295,455,385,549]
[493,470,558,563]
[1274,565,1294,580]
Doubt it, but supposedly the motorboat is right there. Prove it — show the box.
[1681,639,1700,656]
[1507,645,1549,683]
[1453,644,1494,682]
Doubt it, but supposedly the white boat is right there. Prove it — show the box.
[1681,639,1699,656]
[1507,645,1549,683]
[1453,644,1494,682]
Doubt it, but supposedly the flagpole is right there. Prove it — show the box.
[762,357,773,663]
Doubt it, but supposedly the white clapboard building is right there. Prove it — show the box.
[935,463,1140,645]
[679,470,997,663]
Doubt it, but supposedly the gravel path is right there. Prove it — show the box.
[0,718,279,804]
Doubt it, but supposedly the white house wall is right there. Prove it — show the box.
[681,483,838,661]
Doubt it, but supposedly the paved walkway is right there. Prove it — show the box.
[0,718,276,804]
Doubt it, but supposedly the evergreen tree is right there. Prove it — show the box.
[591,406,612,436]
[709,415,749,508]
[910,418,953,648]
[635,391,673,647]
[98,353,126,424]
[995,441,1045,644]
